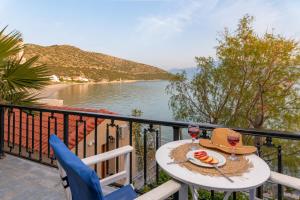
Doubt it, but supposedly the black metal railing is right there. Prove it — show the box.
[0,104,299,200]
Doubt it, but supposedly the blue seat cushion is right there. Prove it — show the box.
[49,134,104,200]
[105,185,137,200]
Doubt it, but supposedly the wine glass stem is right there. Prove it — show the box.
[190,138,196,150]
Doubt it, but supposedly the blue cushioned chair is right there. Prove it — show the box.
[49,134,137,200]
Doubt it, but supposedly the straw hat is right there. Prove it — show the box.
[199,128,257,154]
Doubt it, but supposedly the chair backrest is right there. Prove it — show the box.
[49,134,104,200]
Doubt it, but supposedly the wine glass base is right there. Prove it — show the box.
[228,155,239,161]
[190,146,198,151]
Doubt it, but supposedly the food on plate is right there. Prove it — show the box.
[209,158,219,164]
[194,151,207,157]
[193,151,219,164]
[193,151,207,158]
[194,151,207,159]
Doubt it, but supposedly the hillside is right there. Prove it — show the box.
[23,44,172,81]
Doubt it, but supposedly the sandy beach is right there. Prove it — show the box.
[37,83,76,98]
[38,79,161,98]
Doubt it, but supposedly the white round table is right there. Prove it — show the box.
[155,140,270,200]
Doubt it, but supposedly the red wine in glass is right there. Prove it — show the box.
[227,135,240,161]
[189,127,199,138]
[227,135,240,146]
[188,125,200,150]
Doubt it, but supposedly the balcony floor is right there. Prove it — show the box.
[0,154,117,200]
[0,154,64,200]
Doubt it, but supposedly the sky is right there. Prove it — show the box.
[1,0,300,70]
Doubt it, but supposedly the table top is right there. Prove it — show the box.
[155,140,271,192]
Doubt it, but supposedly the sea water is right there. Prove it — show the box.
[49,80,176,141]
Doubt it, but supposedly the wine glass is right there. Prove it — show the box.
[188,124,200,150]
[227,133,240,161]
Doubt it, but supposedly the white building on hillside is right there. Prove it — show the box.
[73,76,89,82]
[50,75,60,82]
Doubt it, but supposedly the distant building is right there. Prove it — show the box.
[50,75,60,82]
[73,76,89,82]
[60,76,72,81]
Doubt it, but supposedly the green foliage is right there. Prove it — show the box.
[2,56,49,91]
[167,15,300,131]
[197,190,248,200]
[166,15,300,177]
[132,109,144,171]
[140,171,171,197]
[132,108,157,177]
[0,27,50,105]
[156,170,171,185]
[0,27,22,63]
[24,44,173,81]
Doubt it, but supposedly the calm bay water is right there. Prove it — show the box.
[51,81,172,120]
[50,81,176,141]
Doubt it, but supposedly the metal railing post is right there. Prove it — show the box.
[173,191,179,200]
[155,129,160,184]
[173,126,181,141]
[63,113,69,147]
[173,126,181,200]
[143,128,147,186]
[210,190,215,200]
[0,107,4,158]
[232,192,236,200]
[277,145,283,200]
[129,121,133,184]
[256,144,263,198]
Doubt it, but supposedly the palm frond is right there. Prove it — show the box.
[0,26,50,105]
[0,55,50,91]
[1,90,43,106]
[0,26,23,63]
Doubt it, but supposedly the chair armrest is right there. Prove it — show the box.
[135,180,183,200]
[270,171,300,191]
[82,145,133,166]
[100,171,127,186]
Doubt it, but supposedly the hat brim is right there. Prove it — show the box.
[199,139,257,155]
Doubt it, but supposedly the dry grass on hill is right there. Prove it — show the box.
[24,44,172,81]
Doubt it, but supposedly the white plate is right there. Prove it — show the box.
[186,149,226,168]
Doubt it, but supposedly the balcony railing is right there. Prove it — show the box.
[0,104,299,200]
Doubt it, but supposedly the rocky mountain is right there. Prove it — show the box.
[24,44,172,81]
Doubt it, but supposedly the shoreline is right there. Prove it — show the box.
[37,83,78,98]
[39,79,167,98]
[93,79,165,84]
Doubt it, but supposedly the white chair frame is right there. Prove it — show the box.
[56,145,187,200]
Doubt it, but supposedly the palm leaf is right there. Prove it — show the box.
[0,26,50,105]
[0,26,23,63]
[0,56,50,91]
[2,90,43,106]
